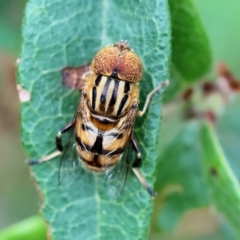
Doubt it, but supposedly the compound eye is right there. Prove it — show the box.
[117,51,143,82]
[91,47,118,77]
[91,44,143,82]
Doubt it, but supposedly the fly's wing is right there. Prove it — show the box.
[58,94,97,186]
[103,108,137,201]
[104,138,133,201]
[58,109,82,187]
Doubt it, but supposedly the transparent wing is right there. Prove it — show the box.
[58,108,83,187]
[102,106,138,201]
[58,96,99,186]
[104,127,134,201]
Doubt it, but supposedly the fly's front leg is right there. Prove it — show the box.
[27,121,75,165]
[131,135,157,197]
[138,80,169,117]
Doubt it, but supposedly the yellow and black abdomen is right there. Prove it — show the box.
[75,98,133,172]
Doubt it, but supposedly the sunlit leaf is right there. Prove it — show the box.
[18,0,170,239]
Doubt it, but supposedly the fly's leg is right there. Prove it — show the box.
[138,80,169,117]
[133,81,169,196]
[27,121,75,165]
[132,81,169,196]
[55,122,75,151]
[27,151,62,166]
[131,136,157,198]
[131,135,142,168]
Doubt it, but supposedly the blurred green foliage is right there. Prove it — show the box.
[192,0,240,78]
[0,0,39,233]
[169,0,212,82]
[0,0,26,53]
[0,216,46,240]
[0,0,240,239]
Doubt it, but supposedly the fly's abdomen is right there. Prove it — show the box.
[75,114,130,171]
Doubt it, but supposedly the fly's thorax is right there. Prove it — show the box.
[85,74,139,118]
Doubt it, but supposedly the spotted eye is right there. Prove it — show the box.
[91,44,143,82]
[115,50,143,82]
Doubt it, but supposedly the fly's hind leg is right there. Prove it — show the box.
[138,80,169,117]
[27,121,75,165]
[131,136,157,198]
[131,81,169,196]
[131,135,142,168]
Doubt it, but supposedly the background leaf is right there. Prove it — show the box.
[0,215,46,240]
[150,99,240,239]
[153,121,209,233]
[18,0,170,239]
[169,0,212,82]
[216,97,240,182]
[200,121,240,238]
[192,0,240,78]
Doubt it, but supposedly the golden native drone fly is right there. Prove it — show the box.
[28,40,169,198]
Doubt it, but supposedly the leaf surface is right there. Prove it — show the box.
[18,0,170,239]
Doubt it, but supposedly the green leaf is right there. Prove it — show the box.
[0,0,26,53]
[0,216,47,240]
[152,121,209,232]
[169,0,212,82]
[216,97,240,181]
[18,0,170,239]
[150,112,238,238]
[200,121,240,238]
[192,0,240,77]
